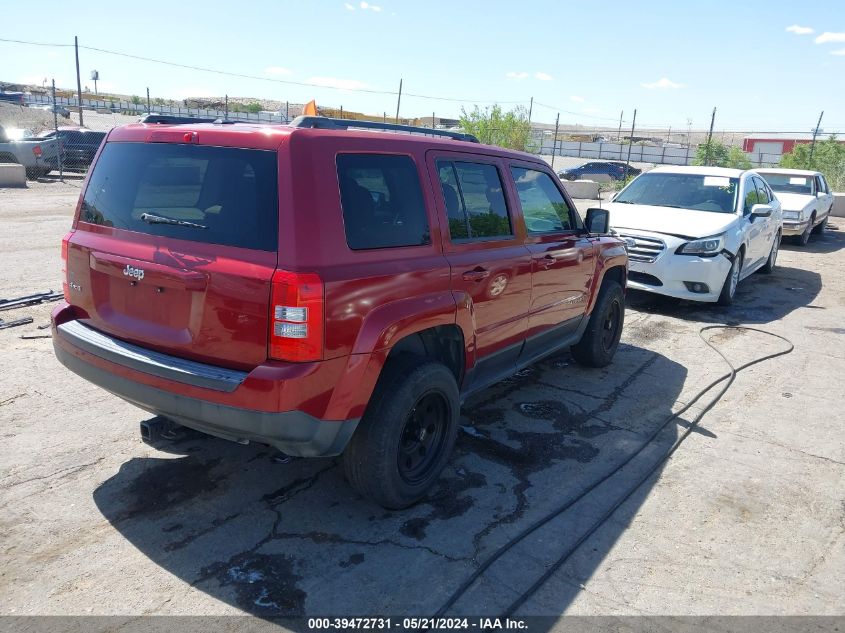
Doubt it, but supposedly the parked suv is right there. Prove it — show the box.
[52,116,628,508]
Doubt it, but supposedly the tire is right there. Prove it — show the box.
[797,215,814,246]
[342,357,460,509]
[760,232,780,274]
[570,280,625,368]
[717,249,743,306]
[25,167,40,180]
[812,214,828,235]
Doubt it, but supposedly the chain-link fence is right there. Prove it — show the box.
[0,82,837,182]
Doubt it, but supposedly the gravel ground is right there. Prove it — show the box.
[0,180,842,622]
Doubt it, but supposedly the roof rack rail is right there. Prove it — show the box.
[288,115,479,143]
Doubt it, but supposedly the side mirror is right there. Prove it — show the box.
[585,207,610,234]
[750,204,772,218]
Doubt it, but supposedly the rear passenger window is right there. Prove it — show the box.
[753,177,771,204]
[510,167,574,233]
[437,161,512,240]
[337,154,430,250]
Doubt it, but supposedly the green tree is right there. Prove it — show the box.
[130,95,141,106]
[693,140,751,169]
[459,104,533,151]
[246,102,262,114]
[780,136,845,190]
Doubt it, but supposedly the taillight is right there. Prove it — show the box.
[61,233,71,301]
[32,144,43,158]
[269,270,324,362]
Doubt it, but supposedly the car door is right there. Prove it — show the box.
[752,176,778,260]
[428,152,532,392]
[740,175,766,267]
[508,162,595,360]
[816,174,833,219]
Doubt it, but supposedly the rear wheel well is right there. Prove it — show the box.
[385,325,465,386]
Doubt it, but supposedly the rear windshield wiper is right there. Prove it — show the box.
[140,212,208,229]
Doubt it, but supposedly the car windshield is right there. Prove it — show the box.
[614,172,739,213]
[760,174,814,195]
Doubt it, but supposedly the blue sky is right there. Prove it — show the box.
[2,0,844,132]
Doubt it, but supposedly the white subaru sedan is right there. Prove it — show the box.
[605,166,782,305]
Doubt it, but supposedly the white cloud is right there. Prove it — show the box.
[344,2,355,8]
[506,71,529,80]
[569,95,585,103]
[264,66,292,76]
[815,32,845,43]
[359,1,382,9]
[307,76,370,91]
[535,72,553,81]
[786,24,814,35]
[641,77,685,89]
[831,48,845,55]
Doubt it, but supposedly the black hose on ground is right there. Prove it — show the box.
[434,325,795,619]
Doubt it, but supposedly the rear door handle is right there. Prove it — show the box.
[462,267,491,282]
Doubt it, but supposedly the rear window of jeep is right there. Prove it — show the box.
[336,153,430,250]
[80,142,279,251]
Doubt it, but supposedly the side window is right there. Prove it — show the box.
[816,175,828,194]
[337,154,430,250]
[510,166,574,234]
[753,177,771,204]
[437,160,512,241]
[743,178,761,214]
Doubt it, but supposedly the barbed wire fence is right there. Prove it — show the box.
[1,36,842,180]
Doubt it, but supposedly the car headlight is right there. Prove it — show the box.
[676,234,725,256]
[783,210,800,220]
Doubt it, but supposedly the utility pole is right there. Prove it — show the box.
[705,107,717,166]
[340,105,343,119]
[666,126,671,145]
[432,111,435,129]
[528,96,534,125]
[809,110,824,167]
[146,87,151,114]
[52,79,63,181]
[617,110,623,142]
[285,101,289,123]
[74,36,84,126]
[625,109,637,173]
[686,118,693,148]
[224,94,228,120]
[553,112,560,168]
[395,78,403,123]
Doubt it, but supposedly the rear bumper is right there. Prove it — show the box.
[52,310,360,457]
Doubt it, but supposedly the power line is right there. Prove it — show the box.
[0,36,526,105]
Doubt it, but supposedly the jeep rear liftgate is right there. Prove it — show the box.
[65,141,280,369]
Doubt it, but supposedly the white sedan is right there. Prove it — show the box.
[605,166,782,305]
[753,168,833,246]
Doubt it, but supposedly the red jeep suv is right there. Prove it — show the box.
[52,116,628,508]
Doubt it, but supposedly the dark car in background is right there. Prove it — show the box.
[37,127,107,172]
[558,160,642,181]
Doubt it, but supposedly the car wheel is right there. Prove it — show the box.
[24,167,41,180]
[342,357,459,509]
[760,233,780,274]
[717,250,743,306]
[797,215,814,246]
[570,280,625,368]
[811,214,828,235]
